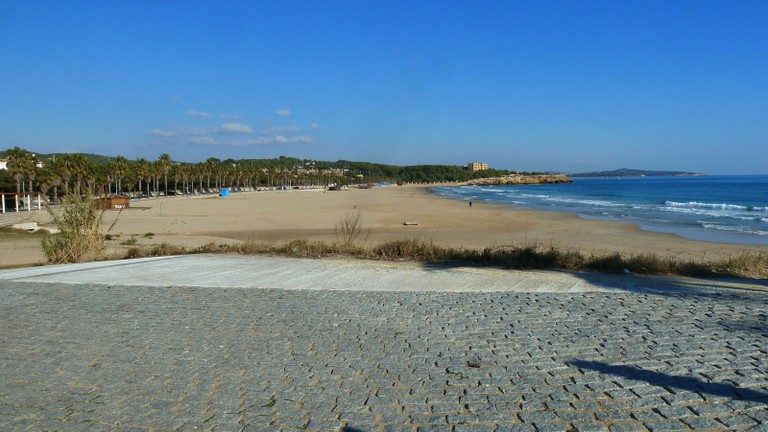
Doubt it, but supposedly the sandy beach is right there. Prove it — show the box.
[3,185,768,268]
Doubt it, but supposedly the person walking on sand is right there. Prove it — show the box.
[469,201,472,207]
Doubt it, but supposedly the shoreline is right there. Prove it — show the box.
[2,185,767,268]
[430,188,768,246]
[428,180,768,247]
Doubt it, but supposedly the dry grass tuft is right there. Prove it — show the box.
[109,236,767,280]
[715,252,768,279]
[371,239,452,261]
[41,194,106,263]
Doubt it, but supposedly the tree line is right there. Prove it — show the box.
[0,146,521,199]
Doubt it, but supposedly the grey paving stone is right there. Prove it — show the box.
[495,425,536,432]
[718,414,759,429]
[572,422,611,432]
[655,405,695,419]
[532,421,574,432]
[642,420,690,431]
[680,416,724,430]
[453,425,494,432]
[0,282,765,431]
[608,423,648,432]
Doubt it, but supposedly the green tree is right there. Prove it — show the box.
[134,158,152,197]
[112,155,129,194]
[157,153,173,196]
[6,147,33,194]
[205,157,220,191]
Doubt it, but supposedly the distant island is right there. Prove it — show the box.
[570,168,705,178]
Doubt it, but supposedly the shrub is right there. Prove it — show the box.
[41,194,106,263]
[120,235,138,246]
[335,211,369,244]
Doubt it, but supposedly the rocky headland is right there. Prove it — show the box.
[462,174,573,186]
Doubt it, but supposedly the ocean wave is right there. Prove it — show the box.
[701,223,768,236]
[661,201,768,221]
[665,201,767,212]
[518,193,552,199]
[545,197,624,207]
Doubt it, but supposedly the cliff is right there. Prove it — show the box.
[463,174,573,186]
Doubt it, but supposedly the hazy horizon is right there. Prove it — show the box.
[2,1,766,175]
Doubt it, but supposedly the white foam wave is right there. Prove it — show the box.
[665,201,766,212]
[661,201,768,220]
[545,197,624,207]
[701,223,768,236]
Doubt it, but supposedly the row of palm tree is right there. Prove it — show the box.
[3,147,346,202]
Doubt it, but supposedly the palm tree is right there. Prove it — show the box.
[45,158,63,203]
[6,147,33,194]
[112,156,129,194]
[25,155,38,195]
[79,156,97,196]
[94,164,111,197]
[152,160,161,198]
[36,166,56,203]
[175,163,191,195]
[205,157,220,191]
[194,162,206,193]
[58,154,75,195]
[122,167,138,196]
[134,158,152,197]
[157,153,172,197]
[59,154,86,196]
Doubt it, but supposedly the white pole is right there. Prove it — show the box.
[1,193,5,214]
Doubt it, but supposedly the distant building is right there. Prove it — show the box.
[320,168,344,177]
[467,162,489,171]
[0,159,43,170]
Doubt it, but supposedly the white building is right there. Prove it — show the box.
[467,162,489,171]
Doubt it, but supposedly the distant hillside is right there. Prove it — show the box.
[570,168,705,178]
[0,149,113,166]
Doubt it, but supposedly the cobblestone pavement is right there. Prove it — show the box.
[1,280,767,431]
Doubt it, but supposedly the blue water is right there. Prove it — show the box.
[432,175,768,245]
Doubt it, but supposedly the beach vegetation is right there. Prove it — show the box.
[120,235,138,246]
[715,252,768,279]
[335,211,369,244]
[41,193,107,263]
[0,226,49,236]
[109,237,767,279]
[123,243,188,259]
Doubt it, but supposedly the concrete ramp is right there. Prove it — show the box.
[0,254,763,293]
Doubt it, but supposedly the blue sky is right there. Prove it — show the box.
[1,1,766,174]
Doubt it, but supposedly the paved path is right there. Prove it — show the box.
[0,256,767,431]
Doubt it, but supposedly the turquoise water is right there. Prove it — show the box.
[433,175,768,245]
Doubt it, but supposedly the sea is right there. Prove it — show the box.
[432,175,768,245]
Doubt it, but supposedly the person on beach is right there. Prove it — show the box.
[469,201,472,207]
